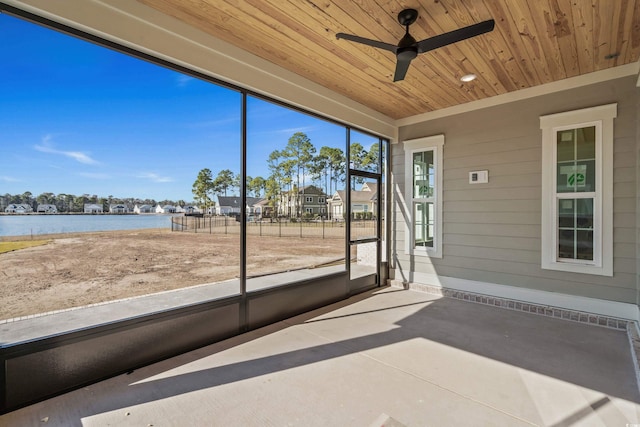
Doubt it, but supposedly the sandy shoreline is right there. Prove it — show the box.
[0,229,344,319]
[0,227,170,242]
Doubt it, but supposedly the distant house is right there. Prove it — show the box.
[155,204,176,214]
[182,205,198,214]
[328,182,378,220]
[252,198,273,219]
[84,203,103,214]
[5,203,33,214]
[175,205,198,214]
[360,181,377,192]
[299,185,327,218]
[215,196,240,216]
[216,196,262,217]
[278,185,327,218]
[36,204,57,214]
[133,204,153,214]
[109,204,130,214]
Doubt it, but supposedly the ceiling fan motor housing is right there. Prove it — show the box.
[397,46,418,61]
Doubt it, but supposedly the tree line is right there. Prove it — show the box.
[0,192,185,213]
[192,131,380,216]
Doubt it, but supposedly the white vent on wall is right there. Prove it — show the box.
[469,170,489,184]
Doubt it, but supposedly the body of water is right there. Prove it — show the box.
[0,214,177,237]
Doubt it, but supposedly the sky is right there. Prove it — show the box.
[0,13,374,202]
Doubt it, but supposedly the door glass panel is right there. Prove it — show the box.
[348,131,384,287]
[349,129,380,173]
[349,176,377,242]
[350,242,376,280]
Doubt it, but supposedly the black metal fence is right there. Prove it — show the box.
[171,216,376,239]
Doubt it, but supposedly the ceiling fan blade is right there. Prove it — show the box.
[393,57,412,82]
[336,33,397,53]
[417,19,495,53]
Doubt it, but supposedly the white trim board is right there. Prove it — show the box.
[394,269,640,322]
[396,62,640,127]
[403,135,444,259]
[539,103,616,276]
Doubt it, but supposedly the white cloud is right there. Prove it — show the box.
[35,135,99,165]
[137,172,173,183]
[176,75,195,87]
[0,176,20,182]
[249,126,317,138]
[275,126,316,135]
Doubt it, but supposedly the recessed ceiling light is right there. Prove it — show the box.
[460,74,477,82]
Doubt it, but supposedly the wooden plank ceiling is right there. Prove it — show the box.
[138,0,640,120]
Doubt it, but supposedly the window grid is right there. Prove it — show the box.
[555,126,596,262]
[413,150,435,248]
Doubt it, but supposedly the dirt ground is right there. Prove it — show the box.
[0,229,344,319]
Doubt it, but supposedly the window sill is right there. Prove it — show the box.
[541,260,612,277]
[407,249,442,259]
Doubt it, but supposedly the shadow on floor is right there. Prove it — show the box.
[3,287,638,425]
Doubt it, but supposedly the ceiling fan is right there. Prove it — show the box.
[336,9,495,82]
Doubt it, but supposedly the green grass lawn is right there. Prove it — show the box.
[0,240,50,254]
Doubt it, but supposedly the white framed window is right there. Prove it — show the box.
[305,196,313,202]
[318,197,325,203]
[305,207,313,214]
[404,134,444,258]
[540,103,616,276]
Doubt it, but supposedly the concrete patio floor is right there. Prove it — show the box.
[2,287,639,426]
